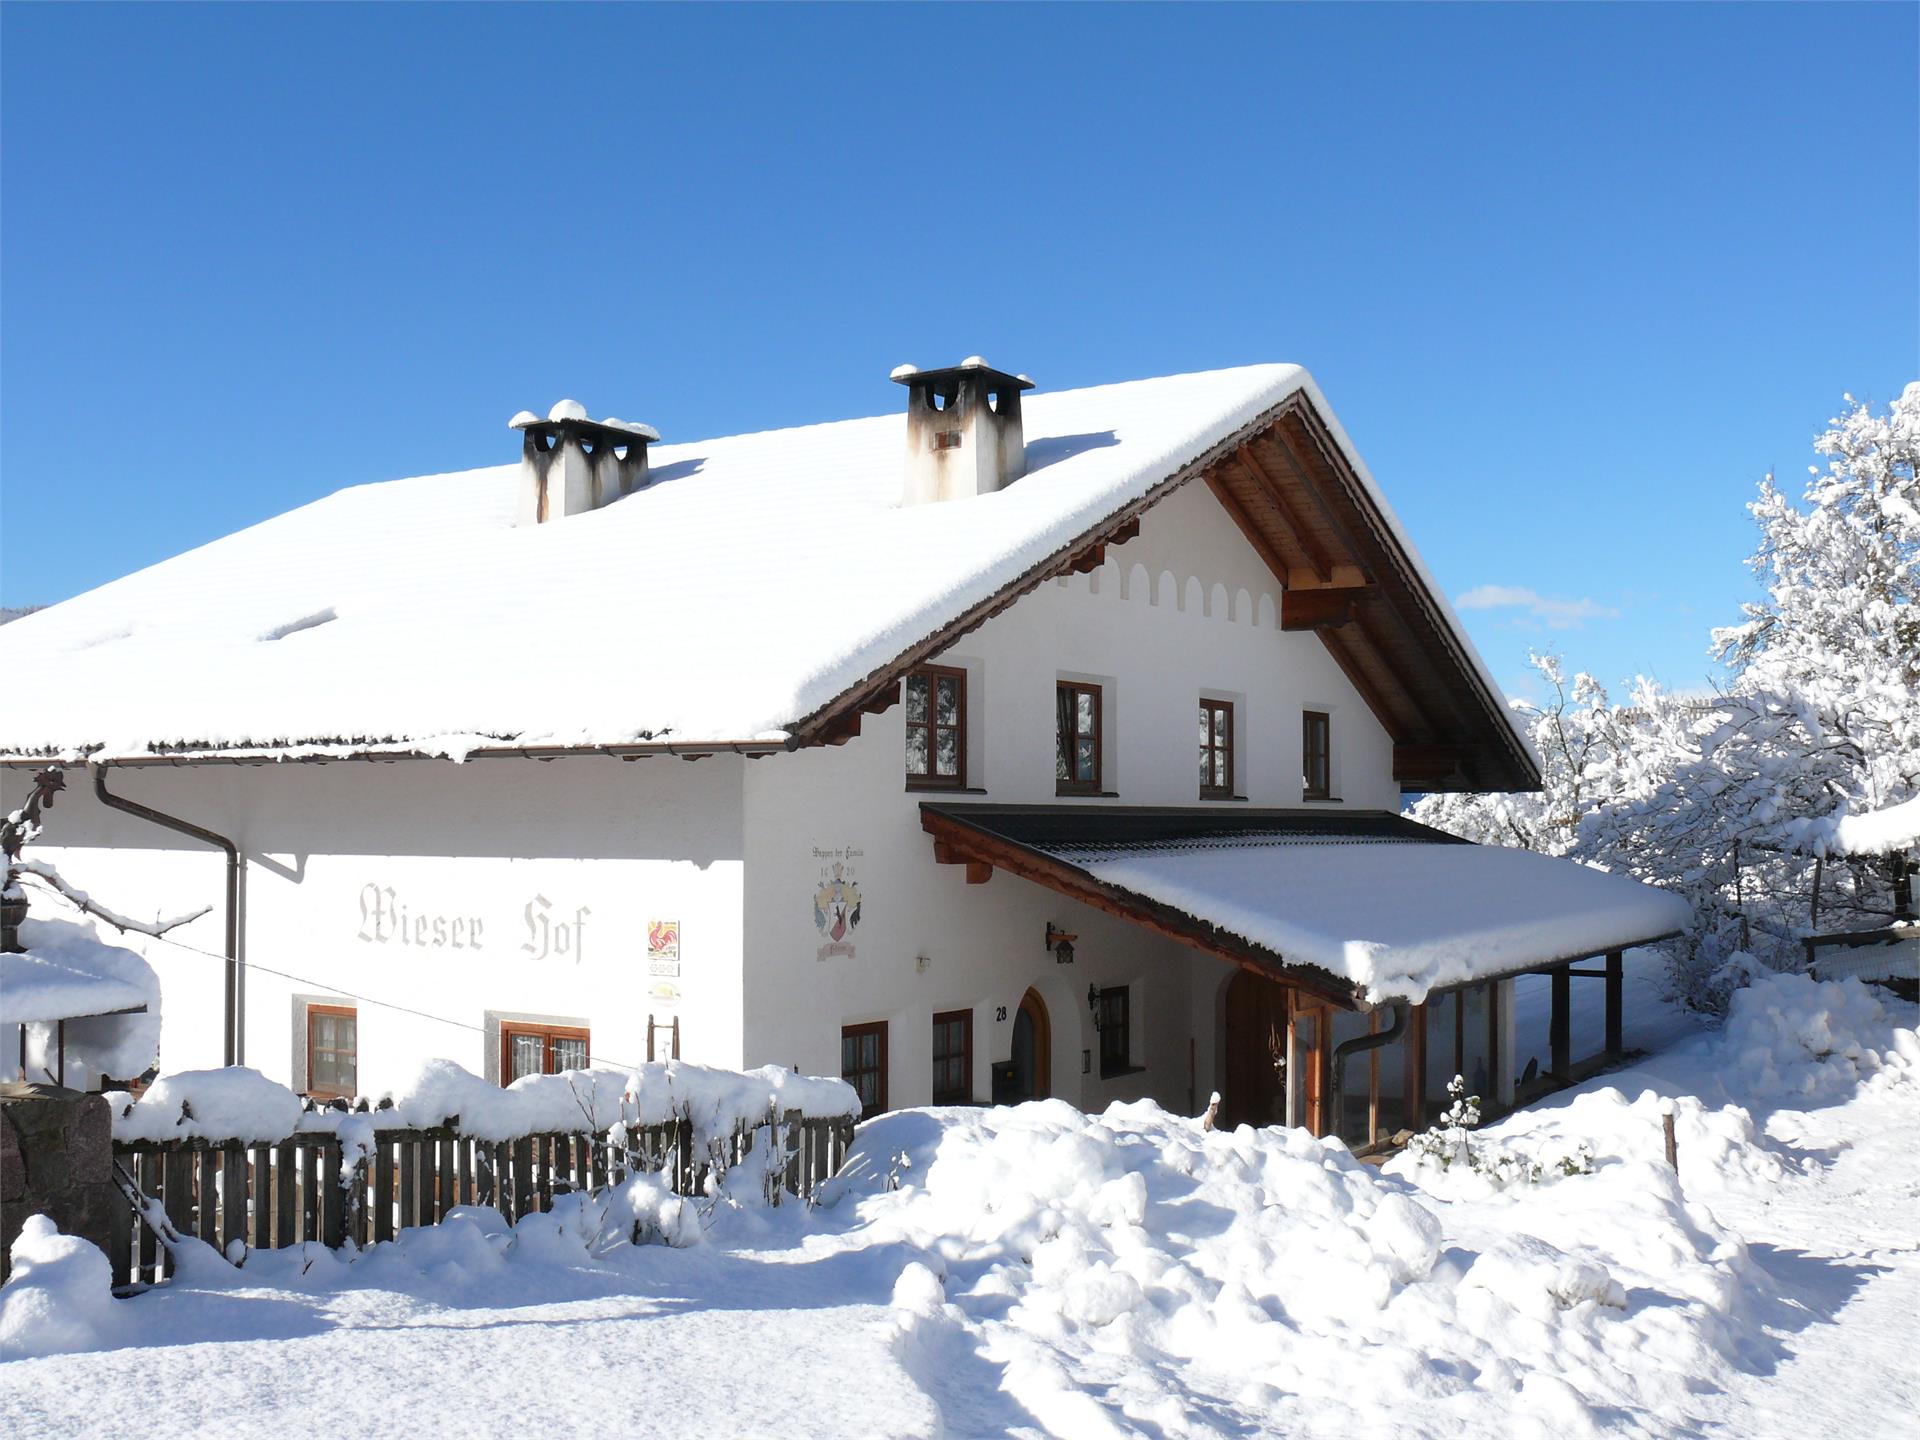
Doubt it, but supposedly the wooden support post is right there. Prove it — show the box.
[1605,949,1624,1058]
[250,1144,272,1249]
[195,1150,218,1247]
[1550,964,1571,1079]
[136,1152,157,1283]
[221,1144,247,1256]
[398,1141,417,1229]
[373,1138,395,1242]
[301,1145,320,1244]
[274,1141,295,1248]
[512,1137,533,1221]
[108,1169,132,1288]
[322,1142,345,1249]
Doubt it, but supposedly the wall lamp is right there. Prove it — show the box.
[1087,983,1102,1027]
[1045,924,1077,965]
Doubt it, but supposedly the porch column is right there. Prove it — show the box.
[1549,963,1571,1079]
[1604,949,1624,1058]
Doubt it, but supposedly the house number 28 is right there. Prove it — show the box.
[995,1005,1008,1022]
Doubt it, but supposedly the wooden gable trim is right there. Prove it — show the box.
[921,806,1362,1011]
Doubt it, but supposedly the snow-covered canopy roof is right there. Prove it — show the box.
[0,365,1529,774]
[1825,797,1920,858]
[920,804,1693,1005]
[0,918,156,1025]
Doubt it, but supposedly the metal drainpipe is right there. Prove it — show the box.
[92,765,244,1066]
[1329,1003,1408,1135]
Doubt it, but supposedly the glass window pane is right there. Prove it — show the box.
[1076,690,1095,731]
[1199,750,1211,786]
[1213,752,1227,789]
[905,676,928,723]
[935,677,958,726]
[1056,733,1070,780]
[1075,737,1096,781]
[313,1014,335,1048]
[1459,984,1493,1101]
[1375,1029,1405,1140]
[552,1036,588,1072]
[906,727,929,776]
[1198,707,1211,745]
[509,1032,544,1081]
[935,727,958,776]
[1328,1009,1371,1143]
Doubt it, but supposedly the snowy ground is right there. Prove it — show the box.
[2,974,1915,1440]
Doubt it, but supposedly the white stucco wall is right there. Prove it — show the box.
[6,757,747,1093]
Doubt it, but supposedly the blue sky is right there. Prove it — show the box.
[2,3,1914,701]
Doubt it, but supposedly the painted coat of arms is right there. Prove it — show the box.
[813,858,863,961]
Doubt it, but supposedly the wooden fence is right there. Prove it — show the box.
[111,1110,855,1289]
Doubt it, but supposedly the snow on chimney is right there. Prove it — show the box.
[508,401,659,525]
[892,358,1034,505]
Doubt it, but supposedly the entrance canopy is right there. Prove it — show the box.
[922,804,1691,1007]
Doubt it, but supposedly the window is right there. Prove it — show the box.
[841,1021,888,1120]
[1056,681,1102,795]
[931,1009,973,1106]
[306,1004,357,1100]
[1097,986,1131,1077]
[1199,699,1234,798]
[905,665,966,789]
[1302,709,1332,800]
[500,1022,590,1084]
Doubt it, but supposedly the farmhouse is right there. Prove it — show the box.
[0,361,1690,1146]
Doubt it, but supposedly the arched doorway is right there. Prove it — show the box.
[1222,969,1291,1129]
[1009,987,1051,1102]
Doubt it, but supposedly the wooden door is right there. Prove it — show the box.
[1011,988,1051,1101]
[1222,970,1291,1129]
[1290,1003,1329,1137]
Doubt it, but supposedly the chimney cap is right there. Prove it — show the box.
[509,404,660,442]
[891,359,1034,392]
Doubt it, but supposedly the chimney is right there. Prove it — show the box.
[893,357,1034,505]
[509,400,659,524]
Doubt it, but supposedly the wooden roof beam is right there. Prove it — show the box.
[1280,586,1374,632]
[1234,442,1332,586]
[1319,625,1433,744]
[1393,743,1477,790]
[1204,471,1298,588]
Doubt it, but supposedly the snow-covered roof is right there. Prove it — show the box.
[921,804,1692,1005]
[0,364,1526,765]
[0,917,156,1024]
[1832,797,1920,857]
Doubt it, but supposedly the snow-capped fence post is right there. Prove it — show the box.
[1661,1100,1679,1173]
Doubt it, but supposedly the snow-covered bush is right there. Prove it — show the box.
[1388,1076,1593,1196]
[0,1217,124,1361]
[1723,969,1918,1101]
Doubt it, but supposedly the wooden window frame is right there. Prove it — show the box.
[499,1021,591,1086]
[931,1008,974,1106]
[841,1020,889,1120]
[904,664,968,791]
[1199,698,1234,799]
[305,1002,358,1100]
[1056,680,1103,796]
[1097,986,1132,1078]
[1302,709,1332,801]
